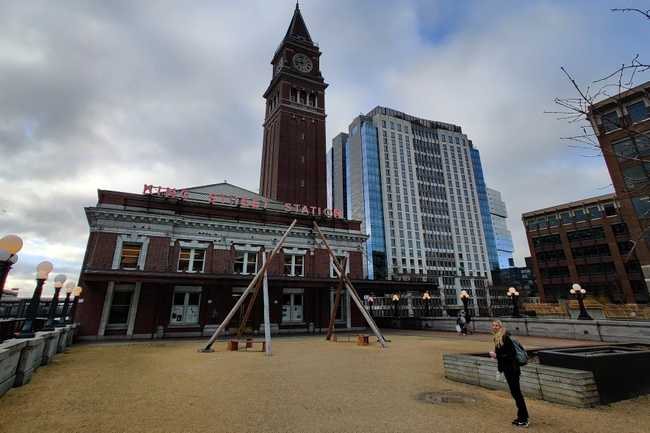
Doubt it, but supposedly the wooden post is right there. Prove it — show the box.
[313,222,387,348]
[237,277,262,338]
[200,220,297,352]
[261,252,272,356]
[326,257,347,341]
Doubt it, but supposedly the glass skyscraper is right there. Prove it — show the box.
[329,107,494,309]
[487,187,515,269]
[471,148,499,271]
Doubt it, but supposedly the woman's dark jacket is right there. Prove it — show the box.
[495,332,519,374]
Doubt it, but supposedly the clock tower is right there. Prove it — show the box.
[259,3,328,209]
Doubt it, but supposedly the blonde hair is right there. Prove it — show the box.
[492,320,506,348]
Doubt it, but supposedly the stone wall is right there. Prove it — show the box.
[389,317,650,343]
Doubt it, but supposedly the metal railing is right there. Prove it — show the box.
[0,299,70,321]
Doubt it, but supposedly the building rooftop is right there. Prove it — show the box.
[590,79,650,112]
[522,193,617,218]
[365,106,464,133]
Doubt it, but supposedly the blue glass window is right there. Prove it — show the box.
[601,111,620,132]
[632,196,650,219]
[627,101,649,124]
[361,122,386,279]
[589,206,602,219]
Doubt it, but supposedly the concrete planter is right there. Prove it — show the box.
[70,323,80,343]
[443,353,599,408]
[57,326,72,353]
[0,340,27,396]
[65,325,74,346]
[38,329,63,366]
[14,335,46,387]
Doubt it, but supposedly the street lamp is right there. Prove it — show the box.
[570,283,592,320]
[58,281,75,327]
[68,286,83,324]
[392,293,400,317]
[18,261,53,338]
[507,287,521,318]
[422,290,432,317]
[43,274,66,330]
[0,234,23,296]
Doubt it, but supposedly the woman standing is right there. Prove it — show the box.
[489,320,529,428]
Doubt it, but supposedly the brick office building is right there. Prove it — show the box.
[588,80,650,290]
[76,5,431,339]
[523,194,648,303]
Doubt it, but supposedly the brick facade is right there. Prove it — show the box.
[523,194,647,303]
[76,188,423,339]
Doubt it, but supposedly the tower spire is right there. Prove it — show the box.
[284,2,312,43]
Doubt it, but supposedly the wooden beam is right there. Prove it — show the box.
[236,278,261,338]
[326,256,347,341]
[201,219,297,352]
[312,222,387,348]
[261,252,272,356]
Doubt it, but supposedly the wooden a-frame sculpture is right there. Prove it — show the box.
[326,256,347,341]
[313,222,387,348]
[200,219,297,353]
[199,218,388,353]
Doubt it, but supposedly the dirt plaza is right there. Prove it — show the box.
[1,331,648,433]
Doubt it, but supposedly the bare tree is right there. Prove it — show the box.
[548,8,650,266]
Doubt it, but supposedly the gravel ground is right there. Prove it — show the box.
[1,331,648,433]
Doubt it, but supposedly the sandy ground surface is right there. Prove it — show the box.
[1,331,648,433]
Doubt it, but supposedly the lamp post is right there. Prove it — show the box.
[422,290,431,317]
[18,261,53,338]
[0,235,23,297]
[368,295,374,317]
[43,274,66,330]
[58,281,75,327]
[459,289,470,319]
[570,283,592,320]
[392,293,400,317]
[68,286,83,324]
[507,287,521,318]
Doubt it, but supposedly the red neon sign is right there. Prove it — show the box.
[143,185,344,219]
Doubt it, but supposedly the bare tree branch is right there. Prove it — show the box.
[611,8,650,20]
[550,9,650,266]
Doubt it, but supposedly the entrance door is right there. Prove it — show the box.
[170,287,201,325]
[282,292,303,323]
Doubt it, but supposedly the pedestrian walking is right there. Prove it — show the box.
[489,320,529,428]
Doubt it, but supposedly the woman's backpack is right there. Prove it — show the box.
[511,337,528,366]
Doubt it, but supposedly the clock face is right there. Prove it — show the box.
[292,53,313,73]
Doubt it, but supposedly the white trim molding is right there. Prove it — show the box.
[112,234,150,270]
[98,281,115,336]
[126,282,141,336]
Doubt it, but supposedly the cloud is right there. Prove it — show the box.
[1,0,649,295]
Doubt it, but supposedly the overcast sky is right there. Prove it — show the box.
[2,0,649,296]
